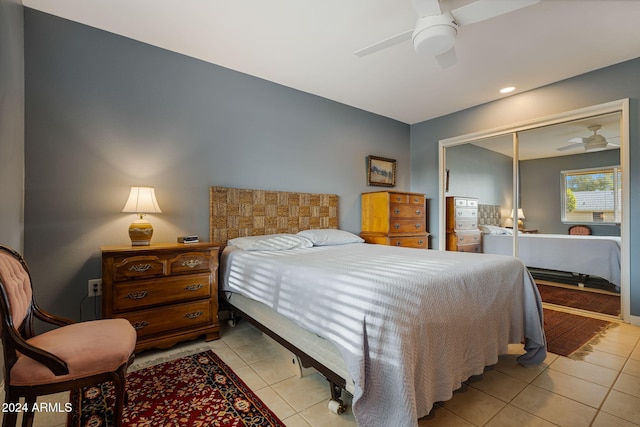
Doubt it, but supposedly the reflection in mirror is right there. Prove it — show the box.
[443,110,623,318]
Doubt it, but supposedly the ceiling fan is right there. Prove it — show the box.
[354,0,539,68]
[556,125,620,152]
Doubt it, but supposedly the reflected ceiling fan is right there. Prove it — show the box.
[354,0,539,68]
[556,125,620,152]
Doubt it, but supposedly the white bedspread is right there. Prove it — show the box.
[221,243,546,427]
[482,234,621,286]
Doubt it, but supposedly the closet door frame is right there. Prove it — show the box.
[438,98,630,322]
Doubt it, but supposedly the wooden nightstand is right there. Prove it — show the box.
[101,242,220,352]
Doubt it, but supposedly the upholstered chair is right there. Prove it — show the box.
[0,245,136,427]
[568,224,592,235]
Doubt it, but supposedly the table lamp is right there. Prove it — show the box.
[122,186,162,246]
[509,208,525,230]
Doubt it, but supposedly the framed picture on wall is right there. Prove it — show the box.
[367,155,396,187]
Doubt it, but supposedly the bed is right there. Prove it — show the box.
[211,187,546,427]
[478,205,621,289]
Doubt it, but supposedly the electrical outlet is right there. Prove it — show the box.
[88,279,102,297]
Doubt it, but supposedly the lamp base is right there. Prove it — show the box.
[129,219,154,246]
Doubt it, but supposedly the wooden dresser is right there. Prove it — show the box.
[446,196,481,253]
[101,242,220,352]
[360,191,429,249]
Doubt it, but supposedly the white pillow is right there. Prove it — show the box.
[297,229,364,246]
[479,225,509,235]
[228,234,313,251]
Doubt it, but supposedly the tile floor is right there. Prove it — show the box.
[3,308,640,427]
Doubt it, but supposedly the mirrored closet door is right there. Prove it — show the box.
[439,100,628,320]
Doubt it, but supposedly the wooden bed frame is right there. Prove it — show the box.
[209,186,347,412]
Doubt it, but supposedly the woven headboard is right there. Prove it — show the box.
[209,186,339,243]
[478,204,502,227]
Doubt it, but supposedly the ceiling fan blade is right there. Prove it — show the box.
[410,0,441,17]
[568,137,585,143]
[354,30,413,57]
[451,0,539,27]
[435,47,457,69]
[556,142,585,152]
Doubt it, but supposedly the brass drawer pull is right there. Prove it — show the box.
[132,321,148,330]
[182,259,203,269]
[129,263,152,272]
[415,224,421,229]
[415,209,422,215]
[126,291,148,300]
[185,311,203,319]
[413,197,421,203]
[395,241,402,246]
[394,209,400,214]
[394,223,400,229]
[395,196,402,201]
[418,240,424,245]
[184,284,203,291]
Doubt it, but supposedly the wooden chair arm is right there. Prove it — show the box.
[33,302,75,327]
[7,327,69,376]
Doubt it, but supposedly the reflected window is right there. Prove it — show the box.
[561,166,621,224]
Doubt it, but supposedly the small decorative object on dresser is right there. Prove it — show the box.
[446,196,482,252]
[101,242,220,352]
[360,191,430,248]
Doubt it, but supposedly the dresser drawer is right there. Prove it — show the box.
[455,219,478,230]
[388,193,425,205]
[169,252,213,275]
[113,273,211,312]
[388,236,428,248]
[122,300,212,339]
[112,255,166,281]
[390,219,426,233]
[455,231,481,245]
[456,243,482,253]
[455,208,478,219]
[390,203,425,218]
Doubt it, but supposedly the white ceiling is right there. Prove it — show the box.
[22,0,640,125]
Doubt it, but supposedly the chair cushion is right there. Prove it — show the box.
[10,318,136,386]
[0,250,32,330]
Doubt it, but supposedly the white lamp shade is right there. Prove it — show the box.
[122,187,162,214]
[508,208,525,219]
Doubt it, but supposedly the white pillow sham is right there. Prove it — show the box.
[297,229,364,246]
[228,234,313,251]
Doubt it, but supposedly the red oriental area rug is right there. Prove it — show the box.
[68,350,285,427]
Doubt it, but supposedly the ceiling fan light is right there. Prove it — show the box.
[413,14,457,57]
[584,136,608,152]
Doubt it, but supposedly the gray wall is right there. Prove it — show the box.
[444,143,513,208]
[0,0,24,250]
[23,10,409,320]
[411,58,640,316]
[521,149,621,236]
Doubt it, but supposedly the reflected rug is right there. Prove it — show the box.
[543,308,616,358]
[537,283,620,316]
[68,350,285,427]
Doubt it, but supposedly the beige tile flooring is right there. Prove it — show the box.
[3,308,640,427]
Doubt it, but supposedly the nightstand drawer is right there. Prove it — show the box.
[169,252,213,274]
[122,300,212,339]
[112,255,166,281]
[113,273,212,311]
